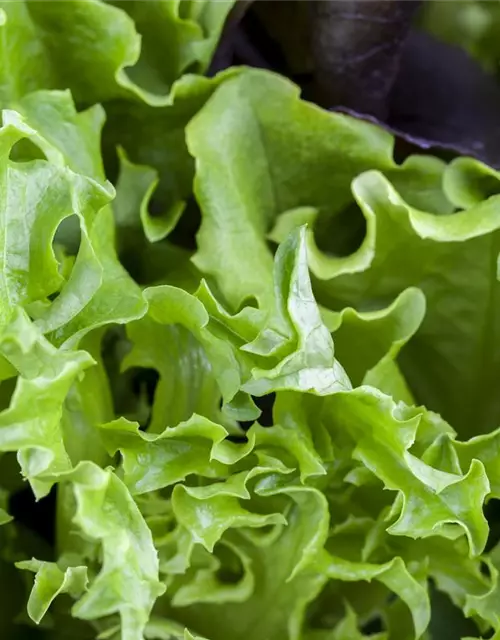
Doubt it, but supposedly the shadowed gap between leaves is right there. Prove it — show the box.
[165,195,201,252]
[313,201,367,258]
[428,583,481,639]
[239,392,275,431]
[109,366,159,432]
[9,485,57,552]
[485,498,500,553]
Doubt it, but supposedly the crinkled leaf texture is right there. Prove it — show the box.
[1,9,500,640]
[0,0,234,105]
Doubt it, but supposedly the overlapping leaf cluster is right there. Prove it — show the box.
[1,2,500,640]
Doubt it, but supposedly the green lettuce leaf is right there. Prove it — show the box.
[0,104,146,347]
[0,0,232,106]
[57,462,165,640]
[323,287,425,403]
[316,552,429,639]
[122,315,226,431]
[242,226,351,396]
[163,494,329,640]
[2,11,500,640]
[0,308,93,498]
[16,559,88,624]
[325,387,490,555]
[186,69,451,311]
[296,168,500,438]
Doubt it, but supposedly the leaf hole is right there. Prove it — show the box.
[8,138,47,163]
[53,215,81,257]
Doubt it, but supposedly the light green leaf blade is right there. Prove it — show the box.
[317,552,429,639]
[187,69,398,311]
[443,156,500,209]
[0,308,93,497]
[43,207,147,348]
[113,147,183,244]
[58,462,166,640]
[123,312,226,432]
[164,494,329,640]
[16,559,88,624]
[171,483,286,553]
[99,415,229,495]
[243,227,351,396]
[310,169,500,437]
[12,89,106,180]
[328,286,425,401]
[325,387,490,555]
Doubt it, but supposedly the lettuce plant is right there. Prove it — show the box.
[1,3,500,640]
